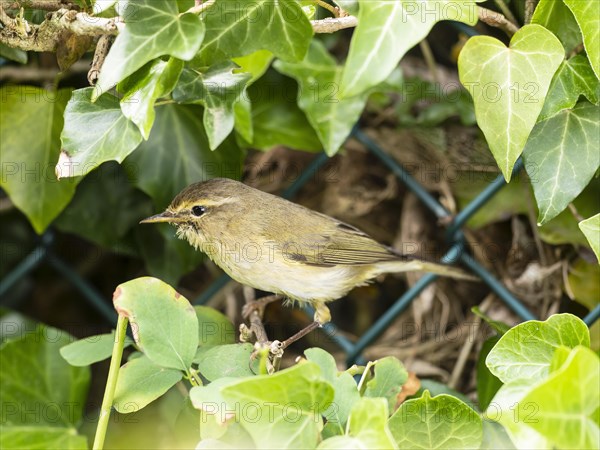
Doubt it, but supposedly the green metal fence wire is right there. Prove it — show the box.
[1,125,599,365]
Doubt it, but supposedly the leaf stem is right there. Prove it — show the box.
[493,0,518,26]
[93,315,128,450]
[186,0,216,15]
[314,0,338,17]
[356,360,376,395]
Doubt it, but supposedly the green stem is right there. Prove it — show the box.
[493,0,518,26]
[356,360,376,395]
[93,315,128,450]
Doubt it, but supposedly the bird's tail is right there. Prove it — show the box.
[377,259,478,281]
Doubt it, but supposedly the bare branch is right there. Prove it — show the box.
[88,34,111,85]
[0,7,121,52]
[524,0,538,24]
[478,6,519,37]
[3,0,80,11]
[311,15,357,33]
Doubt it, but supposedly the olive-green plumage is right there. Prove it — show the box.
[141,178,474,323]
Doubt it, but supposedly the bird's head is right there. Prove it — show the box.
[140,178,244,249]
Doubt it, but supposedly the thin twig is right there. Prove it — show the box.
[524,0,539,24]
[419,39,438,84]
[493,0,518,27]
[88,34,111,85]
[242,287,269,344]
[447,294,494,389]
[478,6,519,37]
[311,15,357,33]
[315,0,338,18]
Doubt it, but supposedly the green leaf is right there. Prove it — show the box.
[120,57,184,139]
[0,87,77,233]
[567,258,600,310]
[274,40,367,156]
[531,0,582,55]
[523,102,600,224]
[579,214,600,261]
[194,0,312,66]
[485,380,550,449]
[173,64,252,149]
[340,0,478,98]
[486,313,590,383]
[458,24,564,181]
[221,361,334,449]
[364,356,408,412]
[564,0,600,80]
[0,426,87,450]
[126,104,244,210]
[113,354,183,413]
[233,50,274,85]
[195,306,236,347]
[244,70,321,151]
[480,419,515,450]
[93,0,204,99]
[318,398,396,449]
[417,379,475,409]
[113,277,199,371]
[304,348,360,434]
[477,336,503,410]
[520,346,599,449]
[0,325,90,427]
[60,332,134,367]
[539,55,599,121]
[55,161,151,251]
[0,42,27,64]
[194,343,258,380]
[58,88,143,178]
[388,390,483,449]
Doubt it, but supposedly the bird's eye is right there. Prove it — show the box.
[191,205,206,217]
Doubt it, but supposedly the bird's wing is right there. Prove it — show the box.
[283,219,406,267]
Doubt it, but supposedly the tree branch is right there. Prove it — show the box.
[0,7,121,52]
[2,0,80,11]
[311,15,357,33]
[478,6,519,37]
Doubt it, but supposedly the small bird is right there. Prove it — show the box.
[141,178,474,327]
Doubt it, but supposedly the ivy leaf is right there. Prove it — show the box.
[523,102,600,224]
[275,40,367,156]
[233,49,274,84]
[0,325,90,428]
[60,331,134,367]
[221,362,334,449]
[113,277,199,371]
[564,0,600,80]
[539,55,600,121]
[520,346,599,449]
[364,356,408,412]
[173,64,252,149]
[194,0,312,66]
[458,24,564,181]
[486,313,590,383]
[113,354,183,413]
[93,0,204,99]
[0,427,87,450]
[120,57,184,139]
[340,0,478,98]
[55,161,151,252]
[579,214,600,261]
[243,70,321,151]
[318,398,396,449]
[531,0,582,55]
[58,88,143,178]
[126,103,244,210]
[304,348,360,434]
[194,343,258,380]
[195,306,236,347]
[0,87,78,234]
[388,390,483,449]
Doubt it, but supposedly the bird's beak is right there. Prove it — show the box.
[140,211,183,224]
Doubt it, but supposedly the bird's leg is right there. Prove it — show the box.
[277,301,331,350]
[242,294,284,320]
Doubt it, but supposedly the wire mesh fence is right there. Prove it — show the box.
[1,125,599,366]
